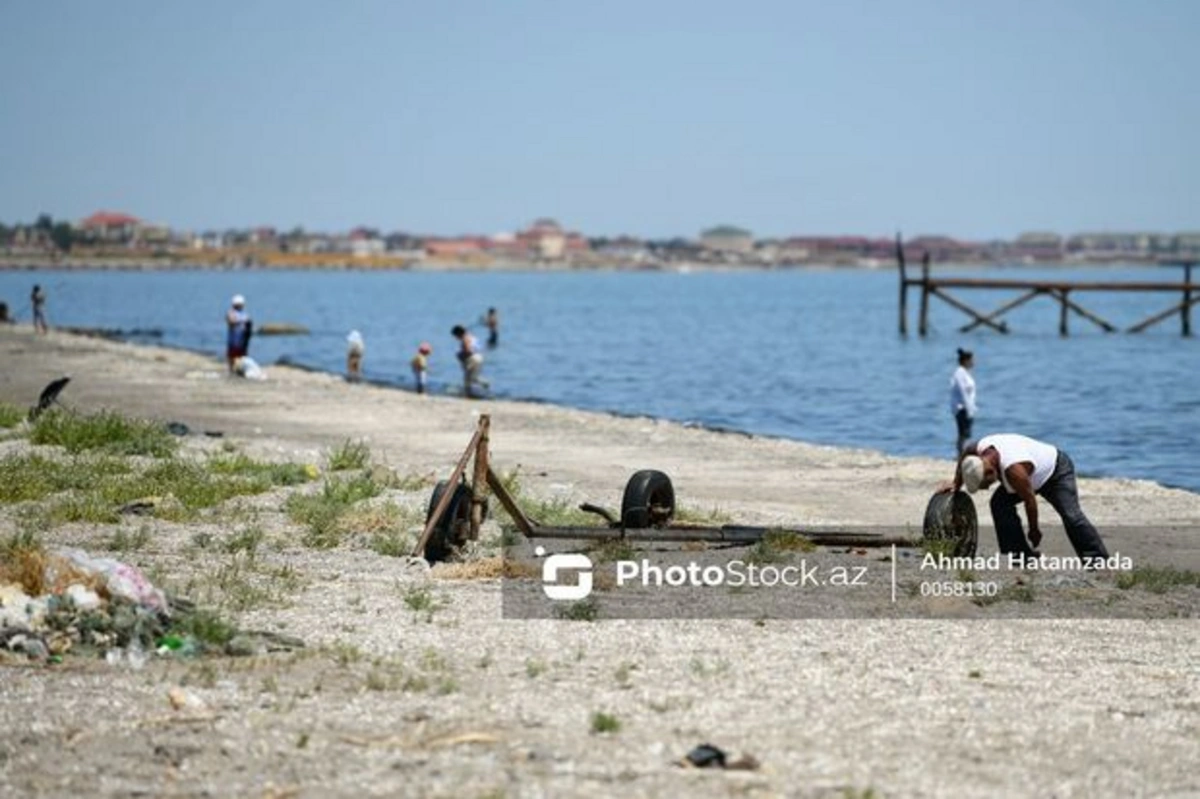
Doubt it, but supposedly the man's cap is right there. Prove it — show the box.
[960,455,986,493]
[418,342,432,354]
[231,294,245,306]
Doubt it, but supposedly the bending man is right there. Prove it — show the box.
[949,433,1110,560]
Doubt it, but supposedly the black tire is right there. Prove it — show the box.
[424,480,472,563]
[621,470,675,529]
[922,491,978,557]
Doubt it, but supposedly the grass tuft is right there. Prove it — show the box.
[1116,566,1200,594]
[327,439,371,471]
[207,453,312,486]
[0,403,25,429]
[285,475,385,548]
[556,597,599,621]
[590,711,621,734]
[31,408,177,457]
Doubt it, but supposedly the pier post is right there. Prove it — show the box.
[918,253,930,336]
[1184,263,1193,337]
[1058,290,1069,336]
[896,234,908,336]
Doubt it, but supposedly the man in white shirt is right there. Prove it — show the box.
[948,433,1110,560]
[948,348,977,455]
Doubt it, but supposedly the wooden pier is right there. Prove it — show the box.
[896,236,1198,336]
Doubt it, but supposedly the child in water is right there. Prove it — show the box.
[411,342,432,394]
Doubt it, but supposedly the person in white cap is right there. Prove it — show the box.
[345,330,365,382]
[947,433,1110,560]
[225,294,252,373]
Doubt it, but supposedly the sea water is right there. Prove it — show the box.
[2,265,1196,490]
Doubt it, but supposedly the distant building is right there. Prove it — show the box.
[907,235,976,262]
[700,225,753,254]
[521,218,567,260]
[250,227,278,245]
[1175,232,1200,255]
[346,227,385,257]
[425,237,486,258]
[79,211,141,243]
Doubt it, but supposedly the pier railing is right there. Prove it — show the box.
[896,235,1197,336]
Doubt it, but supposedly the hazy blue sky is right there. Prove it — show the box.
[2,0,1196,239]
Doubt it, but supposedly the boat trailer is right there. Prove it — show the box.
[413,415,978,563]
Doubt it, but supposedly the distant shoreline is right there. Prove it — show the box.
[0,255,1181,273]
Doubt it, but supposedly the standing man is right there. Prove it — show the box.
[31,284,48,334]
[949,433,1110,560]
[485,307,499,348]
[949,348,976,455]
[225,294,252,373]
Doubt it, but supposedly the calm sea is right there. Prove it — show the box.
[2,265,1197,491]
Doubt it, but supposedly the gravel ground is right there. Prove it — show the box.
[1,325,1198,798]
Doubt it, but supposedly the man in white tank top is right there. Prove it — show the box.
[948,433,1110,560]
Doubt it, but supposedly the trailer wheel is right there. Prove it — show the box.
[922,491,978,557]
[424,480,474,563]
[621,470,675,529]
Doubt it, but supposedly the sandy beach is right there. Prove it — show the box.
[1,324,1198,798]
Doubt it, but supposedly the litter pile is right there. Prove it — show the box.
[0,546,174,663]
[1,544,305,664]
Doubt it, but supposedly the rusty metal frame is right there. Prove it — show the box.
[413,415,931,560]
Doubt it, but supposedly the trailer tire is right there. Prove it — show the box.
[621,470,675,529]
[424,480,477,563]
[922,491,978,557]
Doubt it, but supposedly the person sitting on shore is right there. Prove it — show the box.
[451,324,488,398]
[411,342,432,394]
[943,433,1110,561]
[225,294,252,373]
[346,330,365,382]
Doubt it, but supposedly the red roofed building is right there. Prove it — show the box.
[425,237,486,258]
[79,211,142,243]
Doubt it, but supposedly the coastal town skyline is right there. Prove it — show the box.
[3,209,1197,268]
[3,2,1198,240]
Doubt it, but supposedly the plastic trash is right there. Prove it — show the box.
[65,584,102,612]
[105,639,147,670]
[234,356,267,381]
[52,548,169,615]
[157,634,199,657]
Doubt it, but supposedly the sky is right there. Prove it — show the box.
[1,0,1197,240]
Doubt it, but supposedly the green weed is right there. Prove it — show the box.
[206,453,312,486]
[0,403,24,429]
[590,711,621,734]
[556,597,599,621]
[327,439,371,471]
[222,526,265,555]
[105,524,153,553]
[286,475,384,548]
[31,408,177,457]
[1116,567,1200,594]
